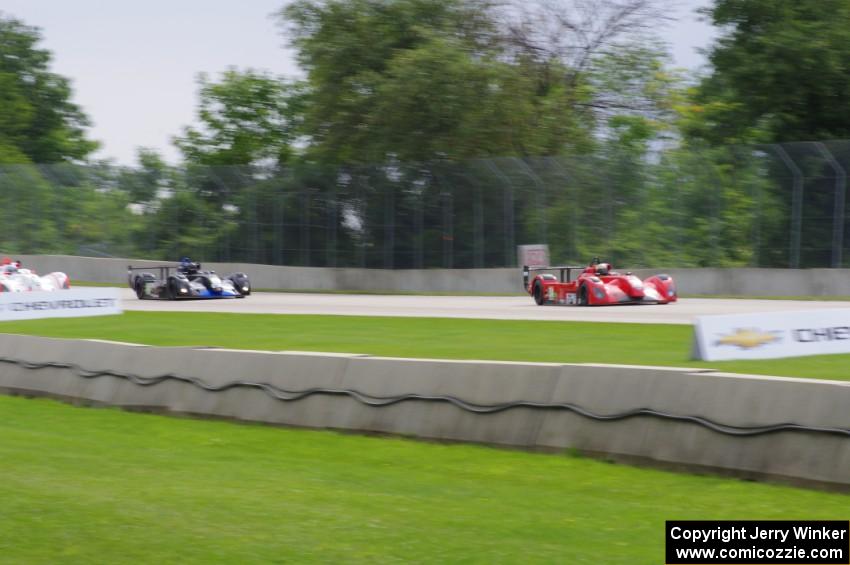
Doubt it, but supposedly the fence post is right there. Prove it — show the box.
[484,160,515,267]
[384,178,394,269]
[814,142,847,268]
[415,176,424,269]
[549,157,578,262]
[327,183,337,268]
[301,184,310,266]
[275,182,283,266]
[443,184,454,269]
[356,173,366,268]
[751,151,762,267]
[515,158,548,246]
[772,145,803,268]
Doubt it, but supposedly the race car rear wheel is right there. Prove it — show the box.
[533,281,545,306]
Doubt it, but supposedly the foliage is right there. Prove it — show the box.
[280,0,592,163]
[0,13,97,163]
[691,0,850,144]
[4,3,849,268]
[174,68,304,168]
[117,148,172,204]
[172,69,307,204]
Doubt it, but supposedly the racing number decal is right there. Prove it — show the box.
[566,293,577,305]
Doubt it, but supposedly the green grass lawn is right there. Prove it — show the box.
[0,395,845,564]
[1,311,849,381]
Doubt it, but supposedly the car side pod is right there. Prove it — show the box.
[644,274,677,303]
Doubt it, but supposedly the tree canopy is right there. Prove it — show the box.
[173,68,304,168]
[280,0,605,163]
[0,13,97,163]
[5,1,849,269]
[689,0,850,144]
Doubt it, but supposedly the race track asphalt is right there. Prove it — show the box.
[119,289,848,325]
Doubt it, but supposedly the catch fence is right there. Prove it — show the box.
[1,140,848,269]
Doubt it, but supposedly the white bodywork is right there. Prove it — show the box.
[0,267,70,292]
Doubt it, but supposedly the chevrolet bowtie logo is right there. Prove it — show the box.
[716,328,782,349]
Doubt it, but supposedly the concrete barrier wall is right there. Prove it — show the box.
[10,254,850,296]
[0,334,847,487]
[13,254,521,293]
[631,268,850,297]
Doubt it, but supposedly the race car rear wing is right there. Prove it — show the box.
[522,265,586,289]
[127,264,175,284]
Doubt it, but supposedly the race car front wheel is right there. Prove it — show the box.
[578,285,589,306]
[134,278,146,300]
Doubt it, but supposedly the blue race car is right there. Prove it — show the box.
[128,258,251,300]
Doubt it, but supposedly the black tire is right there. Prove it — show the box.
[533,281,546,306]
[167,277,187,300]
[229,274,251,296]
[578,285,589,306]
[134,277,146,300]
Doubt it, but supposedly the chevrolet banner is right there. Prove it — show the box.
[693,308,850,361]
[0,287,122,321]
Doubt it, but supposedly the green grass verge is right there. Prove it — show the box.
[1,311,849,381]
[0,395,845,564]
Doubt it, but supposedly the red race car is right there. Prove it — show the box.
[523,258,677,306]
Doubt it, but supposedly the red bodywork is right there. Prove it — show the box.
[523,262,677,306]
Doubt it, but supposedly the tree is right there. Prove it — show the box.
[173,68,305,204]
[174,68,304,168]
[0,13,97,163]
[118,148,171,204]
[499,1,672,114]
[684,1,850,267]
[690,0,850,144]
[280,0,591,163]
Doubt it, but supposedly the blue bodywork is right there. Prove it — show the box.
[190,287,241,299]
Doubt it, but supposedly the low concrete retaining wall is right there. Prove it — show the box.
[1,334,847,487]
[631,267,850,297]
[14,254,520,293]
[11,254,850,296]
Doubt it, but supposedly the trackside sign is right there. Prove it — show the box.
[693,308,850,361]
[0,288,122,321]
[517,244,550,269]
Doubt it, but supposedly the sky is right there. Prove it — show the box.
[2,0,716,166]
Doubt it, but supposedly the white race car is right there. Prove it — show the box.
[0,260,71,292]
